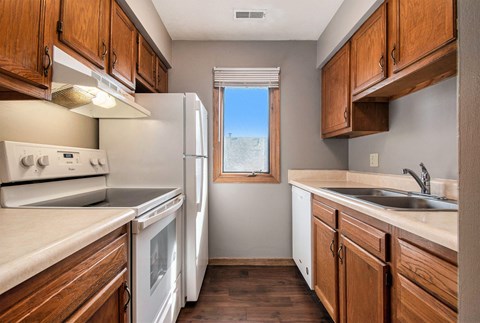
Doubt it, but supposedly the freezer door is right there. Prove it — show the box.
[185,93,208,157]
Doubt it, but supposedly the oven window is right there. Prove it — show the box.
[150,218,176,293]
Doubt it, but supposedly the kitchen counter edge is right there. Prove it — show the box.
[290,179,458,252]
[0,208,135,295]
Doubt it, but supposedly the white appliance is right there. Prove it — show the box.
[292,186,313,289]
[0,141,184,323]
[100,92,209,302]
[51,46,150,118]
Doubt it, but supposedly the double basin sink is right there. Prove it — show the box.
[323,187,457,212]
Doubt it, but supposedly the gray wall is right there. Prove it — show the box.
[458,0,480,320]
[169,41,348,258]
[0,100,98,148]
[348,77,458,180]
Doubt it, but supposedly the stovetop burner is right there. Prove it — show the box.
[27,188,179,208]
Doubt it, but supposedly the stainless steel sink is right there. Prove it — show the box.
[356,196,458,211]
[324,187,407,197]
[322,187,458,211]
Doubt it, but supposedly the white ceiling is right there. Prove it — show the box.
[152,0,345,41]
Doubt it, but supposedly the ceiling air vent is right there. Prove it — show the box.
[234,9,266,20]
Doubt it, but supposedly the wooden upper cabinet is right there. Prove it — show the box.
[156,57,168,93]
[390,0,456,74]
[321,41,389,139]
[137,34,156,88]
[339,236,388,323]
[351,4,387,95]
[322,43,350,136]
[313,217,338,322]
[0,0,53,98]
[58,0,109,70]
[110,1,136,90]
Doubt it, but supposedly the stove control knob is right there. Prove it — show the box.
[90,158,99,166]
[98,158,107,166]
[21,155,35,167]
[37,155,50,167]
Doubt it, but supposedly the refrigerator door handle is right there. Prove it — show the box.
[184,154,207,158]
[196,156,206,212]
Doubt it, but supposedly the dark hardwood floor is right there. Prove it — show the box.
[177,265,333,322]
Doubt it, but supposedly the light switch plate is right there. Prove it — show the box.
[370,153,379,167]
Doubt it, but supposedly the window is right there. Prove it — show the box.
[213,68,280,183]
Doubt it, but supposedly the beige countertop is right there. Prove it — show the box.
[0,208,135,295]
[289,171,458,252]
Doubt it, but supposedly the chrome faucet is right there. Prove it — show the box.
[402,162,431,195]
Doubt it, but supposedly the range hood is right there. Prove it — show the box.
[51,46,150,118]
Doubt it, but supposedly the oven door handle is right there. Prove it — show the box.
[132,195,184,233]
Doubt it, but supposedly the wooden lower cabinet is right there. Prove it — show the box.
[0,226,130,322]
[397,275,456,323]
[310,194,459,323]
[313,216,339,321]
[68,269,128,322]
[339,235,388,323]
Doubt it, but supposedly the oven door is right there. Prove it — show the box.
[132,194,184,323]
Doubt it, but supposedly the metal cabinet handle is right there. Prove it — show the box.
[124,282,131,311]
[391,44,397,65]
[101,41,108,60]
[43,46,52,77]
[379,55,385,71]
[337,243,344,264]
[329,239,335,257]
[344,107,348,121]
[112,51,118,69]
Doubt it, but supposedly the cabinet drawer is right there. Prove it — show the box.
[312,199,337,228]
[339,212,387,261]
[397,275,456,323]
[397,239,457,309]
[0,233,128,322]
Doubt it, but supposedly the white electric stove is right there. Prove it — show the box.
[0,141,184,323]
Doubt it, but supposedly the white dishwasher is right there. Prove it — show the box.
[292,186,313,289]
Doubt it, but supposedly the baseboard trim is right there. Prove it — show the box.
[209,258,295,266]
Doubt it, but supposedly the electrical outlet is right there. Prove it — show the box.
[370,153,379,167]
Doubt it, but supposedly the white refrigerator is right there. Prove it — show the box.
[99,93,209,303]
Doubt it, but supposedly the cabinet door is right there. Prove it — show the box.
[0,230,128,322]
[313,217,338,321]
[0,0,52,90]
[67,269,129,322]
[322,43,350,136]
[137,34,156,88]
[110,1,136,90]
[339,236,388,323]
[156,57,168,93]
[397,275,456,323]
[391,0,456,73]
[351,4,387,94]
[58,0,109,69]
